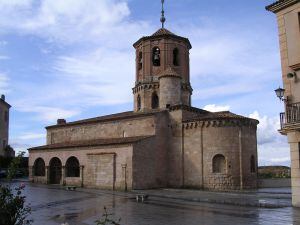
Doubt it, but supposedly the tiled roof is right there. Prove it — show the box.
[158,66,181,78]
[46,110,165,129]
[266,0,299,12]
[183,110,259,124]
[133,28,192,49]
[152,28,175,36]
[28,136,153,151]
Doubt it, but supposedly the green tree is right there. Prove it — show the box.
[7,152,25,181]
[0,184,32,225]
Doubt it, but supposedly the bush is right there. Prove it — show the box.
[0,184,32,225]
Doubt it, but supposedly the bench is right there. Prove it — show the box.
[136,194,149,202]
[65,186,77,191]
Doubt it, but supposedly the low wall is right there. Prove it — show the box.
[258,178,291,188]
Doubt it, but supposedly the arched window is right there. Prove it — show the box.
[250,155,256,173]
[212,154,226,173]
[137,95,141,111]
[66,156,80,177]
[152,47,160,66]
[173,48,179,66]
[152,92,159,109]
[34,158,45,176]
[138,52,143,70]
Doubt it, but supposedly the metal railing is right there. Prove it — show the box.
[280,102,300,129]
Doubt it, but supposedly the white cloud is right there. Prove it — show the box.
[0,55,9,60]
[0,72,9,91]
[249,111,290,166]
[18,133,45,140]
[15,105,80,123]
[203,104,230,112]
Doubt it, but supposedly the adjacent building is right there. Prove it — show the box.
[266,0,300,207]
[29,11,259,191]
[0,94,11,157]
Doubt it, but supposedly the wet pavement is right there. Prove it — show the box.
[2,181,300,225]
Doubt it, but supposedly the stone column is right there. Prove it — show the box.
[80,166,84,187]
[61,166,66,186]
[122,164,127,192]
[45,166,49,184]
[288,131,300,207]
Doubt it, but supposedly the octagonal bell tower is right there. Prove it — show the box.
[132,1,192,112]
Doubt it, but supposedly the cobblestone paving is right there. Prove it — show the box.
[4,182,300,225]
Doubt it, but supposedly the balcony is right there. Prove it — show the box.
[280,102,300,131]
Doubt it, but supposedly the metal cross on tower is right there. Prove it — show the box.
[160,0,166,28]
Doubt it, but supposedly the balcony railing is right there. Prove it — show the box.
[280,102,300,129]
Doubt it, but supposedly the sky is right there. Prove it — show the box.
[0,0,290,166]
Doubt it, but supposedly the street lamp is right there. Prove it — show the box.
[275,87,286,101]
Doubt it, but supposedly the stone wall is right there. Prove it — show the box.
[182,121,257,190]
[132,114,169,189]
[159,76,182,109]
[29,144,134,190]
[46,114,159,145]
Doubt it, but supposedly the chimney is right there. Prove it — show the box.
[57,119,67,125]
[1,94,5,101]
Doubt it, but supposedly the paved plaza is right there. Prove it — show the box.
[3,181,300,225]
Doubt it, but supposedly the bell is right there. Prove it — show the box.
[154,54,160,60]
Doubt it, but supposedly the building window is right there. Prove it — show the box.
[212,154,226,173]
[152,47,160,66]
[2,140,6,149]
[173,48,179,66]
[65,156,80,177]
[151,92,159,109]
[4,111,8,122]
[34,158,45,176]
[250,155,256,173]
[137,95,141,111]
[138,52,143,70]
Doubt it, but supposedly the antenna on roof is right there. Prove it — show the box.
[160,0,166,28]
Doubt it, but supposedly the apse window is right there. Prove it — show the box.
[212,154,226,173]
[152,47,160,66]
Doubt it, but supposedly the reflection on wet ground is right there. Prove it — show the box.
[3,182,300,225]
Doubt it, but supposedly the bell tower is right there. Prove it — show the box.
[132,0,192,112]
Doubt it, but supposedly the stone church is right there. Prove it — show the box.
[29,8,259,191]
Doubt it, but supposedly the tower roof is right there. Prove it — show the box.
[158,66,181,79]
[133,28,192,49]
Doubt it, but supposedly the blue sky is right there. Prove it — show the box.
[0,0,290,166]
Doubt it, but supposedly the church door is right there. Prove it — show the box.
[49,157,62,184]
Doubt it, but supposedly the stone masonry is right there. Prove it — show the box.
[29,21,259,191]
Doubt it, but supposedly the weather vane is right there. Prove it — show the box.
[160,0,166,28]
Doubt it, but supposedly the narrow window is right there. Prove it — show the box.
[138,52,143,70]
[173,48,179,66]
[2,140,6,149]
[4,111,8,122]
[250,155,256,173]
[298,13,300,31]
[212,154,226,173]
[137,95,141,111]
[151,92,159,109]
[152,47,160,66]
